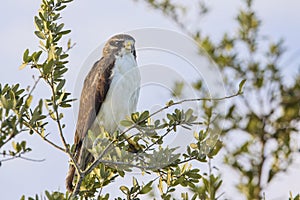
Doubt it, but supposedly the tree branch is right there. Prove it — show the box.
[23,121,66,152]
[120,90,242,137]
[48,75,82,194]
[0,152,45,163]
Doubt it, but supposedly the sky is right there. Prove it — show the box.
[0,0,300,199]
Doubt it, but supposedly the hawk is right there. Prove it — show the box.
[66,34,140,192]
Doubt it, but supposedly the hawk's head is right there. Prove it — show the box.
[103,34,136,58]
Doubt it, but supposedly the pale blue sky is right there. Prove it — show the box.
[0,0,300,199]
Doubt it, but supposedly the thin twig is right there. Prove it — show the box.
[143,127,175,152]
[49,78,70,151]
[47,75,82,196]
[23,121,66,152]
[0,152,45,163]
[216,192,225,200]
[28,75,41,96]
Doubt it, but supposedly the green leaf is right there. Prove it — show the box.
[9,90,17,109]
[1,95,8,109]
[238,79,246,94]
[23,49,30,63]
[55,5,67,11]
[45,191,52,200]
[166,100,174,106]
[53,67,68,78]
[34,31,46,40]
[32,51,43,62]
[139,110,149,121]
[185,108,194,122]
[120,119,133,127]
[58,30,71,35]
[20,141,27,150]
[38,11,45,21]
[53,34,62,43]
[52,13,61,22]
[139,180,153,194]
[34,16,43,31]
[43,59,54,75]
[131,112,139,122]
[120,186,129,195]
[172,81,184,97]
[60,98,76,108]
[167,113,174,121]
[0,108,3,121]
[193,80,202,90]
[56,80,66,91]
[60,53,69,60]
[56,23,64,33]
[12,141,21,152]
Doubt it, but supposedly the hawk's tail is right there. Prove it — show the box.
[65,140,82,193]
[65,142,93,192]
[66,164,75,192]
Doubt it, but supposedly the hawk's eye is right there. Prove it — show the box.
[110,40,122,47]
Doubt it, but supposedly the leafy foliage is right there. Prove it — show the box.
[140,0,300,199]
[210,3,300,199]
[290,193,300,200]
[0,84,33,160]
[1,0,74,163]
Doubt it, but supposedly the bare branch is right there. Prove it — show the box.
[0,152,45,163]
[28,75,41,96]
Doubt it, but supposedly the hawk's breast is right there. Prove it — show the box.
[91,52,140,134]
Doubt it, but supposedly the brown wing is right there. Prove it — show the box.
[74,57,114,145]
[66,56,115,192]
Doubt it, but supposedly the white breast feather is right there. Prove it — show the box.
[90,53,140,134]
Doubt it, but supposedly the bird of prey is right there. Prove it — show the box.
[66,34,140,192]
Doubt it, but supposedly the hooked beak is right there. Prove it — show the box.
[125,40,134,51]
